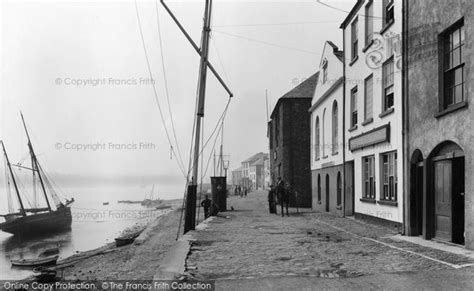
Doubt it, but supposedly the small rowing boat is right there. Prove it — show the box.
[11,255,59,267]
[115,231,142,247]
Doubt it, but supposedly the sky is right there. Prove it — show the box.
[0,0,356,199]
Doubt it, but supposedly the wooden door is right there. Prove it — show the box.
[434,160,452,241]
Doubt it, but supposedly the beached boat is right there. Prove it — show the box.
[141,184,162,207]
[11,255,59,267]
[115,231,142,247]
[155,205,172,210]
[0,113,74,237]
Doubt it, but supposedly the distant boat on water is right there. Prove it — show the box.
[0,113,74,237]
[141,184,162,207]
[117,200,142,204]
[103,202,109,206]
[117,184,162,207]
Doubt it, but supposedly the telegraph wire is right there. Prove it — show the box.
[315,0,383,20]
[212,30,319,55]
[134,0,187,177]
[213,20,341,28]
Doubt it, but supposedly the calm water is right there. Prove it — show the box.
[0,186,179,280]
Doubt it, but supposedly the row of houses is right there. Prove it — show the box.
[231,152,270,190]
[268,0,473,249]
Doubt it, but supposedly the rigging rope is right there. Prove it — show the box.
[4,159,13,213]
[134,0,187,177]
[154,0,186,173]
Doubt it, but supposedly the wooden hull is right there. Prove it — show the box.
[0,207,72,237]
[115,232,141,247]
[11,255,59,267]
[115,238,135,247]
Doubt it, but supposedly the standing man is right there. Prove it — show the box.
[201,195,212,219]
[268,186,276,214]
[277,177,289,217]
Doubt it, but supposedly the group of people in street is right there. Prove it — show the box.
[234,185,248,197]
[268,176,292,217]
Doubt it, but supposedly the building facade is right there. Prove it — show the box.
[309,41,350,216]
[231,168,242,187]
[249,155,268,190]
[264,158,271,189]
[405,0,474,248]
[240,152,268,190]
[268,73,317,208]
[341,0,403,229]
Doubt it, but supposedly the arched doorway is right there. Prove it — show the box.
[428,141,465,244]
[325,174,330,212]
[410,149,424,236]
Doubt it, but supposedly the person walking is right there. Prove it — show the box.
[201,195,212,218]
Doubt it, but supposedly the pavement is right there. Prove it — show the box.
[183,190,474,290]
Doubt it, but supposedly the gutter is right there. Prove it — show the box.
[342,27,347,218]
[401,0,409,235]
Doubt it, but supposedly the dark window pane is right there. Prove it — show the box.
[445,86,454,105]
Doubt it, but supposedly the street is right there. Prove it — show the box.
[186,191,474,290]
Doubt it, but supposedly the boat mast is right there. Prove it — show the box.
[32,154,37,208]
[160,0,233,235]
[1,141,26,216]
[20,113,51,211]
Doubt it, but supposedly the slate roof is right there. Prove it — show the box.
[243,152,268,163]
[281,72,319,99]
[250,156,268,166]
[327,41,344,62]
[270,72,319,118]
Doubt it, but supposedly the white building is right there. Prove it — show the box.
[241,152,268,190]
[309,41,348,217]
[341,0,403,229]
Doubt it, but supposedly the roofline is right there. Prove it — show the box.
[269,72,319,118]
[339,0,365,29]
[308,77,344,113]
[270,97,312,119]
[320,41,343,67]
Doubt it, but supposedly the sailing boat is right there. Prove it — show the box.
[0,113,74,237]
[141,184,161,207]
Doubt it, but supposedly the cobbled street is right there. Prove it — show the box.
[186,191,474,290]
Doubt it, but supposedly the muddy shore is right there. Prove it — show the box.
[52,206,183,280]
